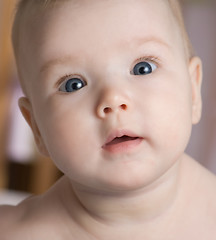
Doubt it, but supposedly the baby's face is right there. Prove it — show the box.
[20,0,201,192]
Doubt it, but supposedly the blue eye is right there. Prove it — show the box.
[133,61,157,75]
[59,77,86,92]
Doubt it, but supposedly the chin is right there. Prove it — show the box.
[99,172,157,193]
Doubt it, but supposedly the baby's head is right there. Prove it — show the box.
[12,0,194,96]
[11,0,202,192]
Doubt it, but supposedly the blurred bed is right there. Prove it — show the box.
[0,190,30,205]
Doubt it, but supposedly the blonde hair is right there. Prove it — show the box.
[12,0,71,95]
[12,0,194,95]
[168,0,194,58]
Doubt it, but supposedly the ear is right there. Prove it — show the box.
[188,56,203,125]
[18,97,50,157]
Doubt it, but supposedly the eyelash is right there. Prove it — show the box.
[133,56,160,67]
[129,55,160,75]
[56,56,160,89]
[55,74,84,88]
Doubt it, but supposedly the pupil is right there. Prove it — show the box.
[139,67,146,74]
[134,62,152,75]
[139,64,151,74]
[72,82,82,90]
[65,79,83,92]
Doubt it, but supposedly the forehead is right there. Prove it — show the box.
[20,0,183,77]
[31,0,176,39]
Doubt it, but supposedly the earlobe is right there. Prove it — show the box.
[18,97,50,157]
[188,56,203,125]
[18,97,33,130]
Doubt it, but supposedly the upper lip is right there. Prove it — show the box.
[103,129,143,147]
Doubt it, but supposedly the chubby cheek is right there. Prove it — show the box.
[34,97,98,174]
[136,79,193,153]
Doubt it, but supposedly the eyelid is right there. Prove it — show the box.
[130,55,160,75]
[134,55,160,66]
[55,74,86,89]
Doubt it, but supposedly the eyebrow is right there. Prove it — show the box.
[133,36,170,49]
[40,55,77,73]
[40,36,170,73]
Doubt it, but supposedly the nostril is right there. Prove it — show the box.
[104,107,112,114]
[120,104,127,110]
[102,104,127,114]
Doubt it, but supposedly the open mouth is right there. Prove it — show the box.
[106,135,139,146]
[102,130,143,153]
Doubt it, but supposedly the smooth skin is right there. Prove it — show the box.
[1,0,216,239]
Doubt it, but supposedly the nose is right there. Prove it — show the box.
[96,88,130,119]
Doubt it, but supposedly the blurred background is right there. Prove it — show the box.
[0,0,216,204]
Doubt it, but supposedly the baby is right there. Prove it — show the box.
[1,0,216,239]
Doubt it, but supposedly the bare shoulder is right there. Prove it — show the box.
[0,195,44,239]
[201,164,216,215]
[186,156,216,218]
[0,203,21,228]
[169,156,216,239]
[193,161,216,238]
[0,177,77,240]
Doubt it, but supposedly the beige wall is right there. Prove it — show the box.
[184,1,216,173]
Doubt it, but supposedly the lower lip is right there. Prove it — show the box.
[102,138,143,154]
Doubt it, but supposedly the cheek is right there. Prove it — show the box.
[165,106,192,155]
[34,98,96,163]
[41,115,94,176]
[136,79,193,147]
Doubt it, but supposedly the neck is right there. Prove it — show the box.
[65,159,183,228]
